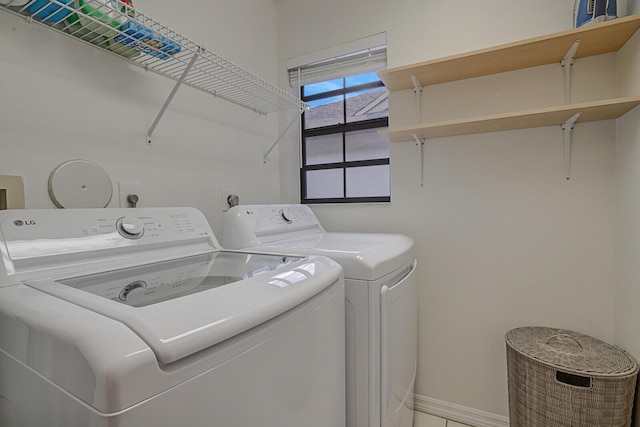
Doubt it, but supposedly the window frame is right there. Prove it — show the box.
[300,78,390,204]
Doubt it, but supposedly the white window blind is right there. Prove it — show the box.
[287,33,387,86]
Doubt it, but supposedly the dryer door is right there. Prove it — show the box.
[380,259,418,427]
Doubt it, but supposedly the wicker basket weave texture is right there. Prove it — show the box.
[506,327,638,427]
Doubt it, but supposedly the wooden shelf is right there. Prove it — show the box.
[381,96,640,142]
[378,14,640,91]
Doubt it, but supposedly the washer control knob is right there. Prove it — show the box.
[119,280,147,302]
[116,217,144,239]
[279,209,292,224]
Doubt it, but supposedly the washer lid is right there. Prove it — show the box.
[26,251,342,365]
[253,232,414,281]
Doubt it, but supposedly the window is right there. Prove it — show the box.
[300,71,390,204]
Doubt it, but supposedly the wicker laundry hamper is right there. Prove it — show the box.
[506,327,638,427]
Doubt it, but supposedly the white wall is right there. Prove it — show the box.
[615,6,640,425]
[0,0,281,237]
[3,0,640,422]
[276,0,637,417]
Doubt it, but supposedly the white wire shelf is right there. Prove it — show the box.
[1,0,308,115]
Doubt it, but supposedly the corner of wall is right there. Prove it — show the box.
[617,23,640,96]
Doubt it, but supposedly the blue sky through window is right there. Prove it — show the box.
[345,72,380,87]
[304,72,382,107]
[304,78,343,97]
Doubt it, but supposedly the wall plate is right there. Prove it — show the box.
[0,175,25,210]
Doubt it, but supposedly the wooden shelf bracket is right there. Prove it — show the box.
[561,40,581,104]
[411,74,423,122]
[561,112,582,180]
[413,133,426,186]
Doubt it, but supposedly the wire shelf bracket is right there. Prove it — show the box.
[263,108,306,163]
[146,52,199,146]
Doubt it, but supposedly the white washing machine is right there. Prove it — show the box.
[0,207,346,427]
[223,204,417,427]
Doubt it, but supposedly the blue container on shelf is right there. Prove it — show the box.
[574,0,617,27]
[114,21,181,60]
[607,0,617,19]
[28,0,74,23]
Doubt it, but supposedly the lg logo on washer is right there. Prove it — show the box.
[13,220,36,227]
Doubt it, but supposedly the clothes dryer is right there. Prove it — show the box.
[0,207,345,427]
[223,204,417,427]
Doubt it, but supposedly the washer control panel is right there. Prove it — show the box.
[0,207,217,281]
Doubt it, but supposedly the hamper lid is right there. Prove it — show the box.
[506,327,638,377]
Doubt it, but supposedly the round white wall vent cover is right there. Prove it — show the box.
[48,159,113,208]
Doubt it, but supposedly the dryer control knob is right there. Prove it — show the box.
[279,209,292,224]
[116,217,144,239]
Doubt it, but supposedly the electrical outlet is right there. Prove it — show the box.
[221,188,239,212]
[118,182,140,208]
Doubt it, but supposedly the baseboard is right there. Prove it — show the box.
[412,394,509,427]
